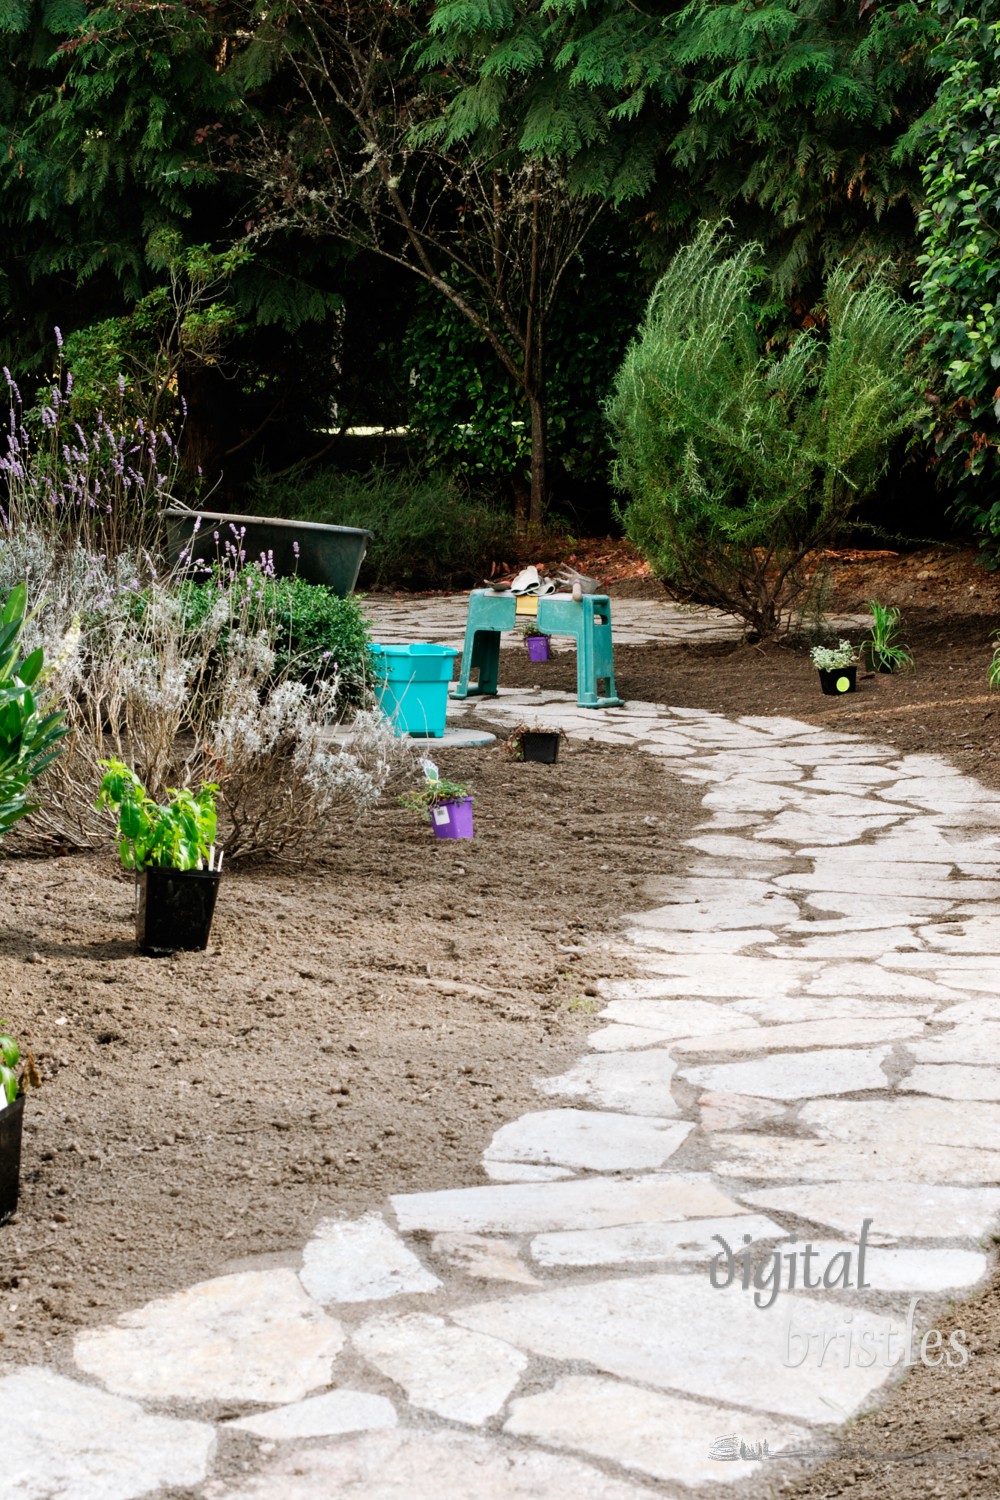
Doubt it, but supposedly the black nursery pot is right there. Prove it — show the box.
[136,867,221,957]
[817,665,857,697]
[521,731,560,764]
[0,1093,25,1225]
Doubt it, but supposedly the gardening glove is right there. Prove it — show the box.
[553,565,599,600]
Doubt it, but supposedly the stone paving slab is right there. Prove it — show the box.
[206,1429,666,1499]
[1,1366,216,1500]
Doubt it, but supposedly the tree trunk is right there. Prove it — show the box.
[527,384,546,533]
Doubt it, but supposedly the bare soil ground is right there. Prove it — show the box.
[0,732,697,1370]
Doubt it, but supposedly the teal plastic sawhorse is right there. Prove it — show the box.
[450,589,623,708]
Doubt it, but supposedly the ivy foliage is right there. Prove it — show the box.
[608,223,927,640]
[913,4,1000,543]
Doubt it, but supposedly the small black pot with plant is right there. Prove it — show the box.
[504,724,564,764]
[0,1025,38,1225]
[810,640,858,696]
[97,760,224,956]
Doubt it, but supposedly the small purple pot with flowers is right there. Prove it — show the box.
[526,633,551,663]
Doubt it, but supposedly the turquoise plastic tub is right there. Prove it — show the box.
[370,643,458,738]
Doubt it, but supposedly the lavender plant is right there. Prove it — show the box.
[0,348,182,557]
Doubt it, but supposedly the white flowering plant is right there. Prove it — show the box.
[809,639,857,672]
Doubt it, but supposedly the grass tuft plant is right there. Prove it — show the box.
[861,599,913,673]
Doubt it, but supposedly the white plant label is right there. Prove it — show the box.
[432,806,450,826]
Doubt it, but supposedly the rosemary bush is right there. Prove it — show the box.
[608,224,926,639]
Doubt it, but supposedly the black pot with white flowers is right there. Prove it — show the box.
[810,640,858,697]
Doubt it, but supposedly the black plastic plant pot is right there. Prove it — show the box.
[136,867,222,957]
[818,666,857,697]
[520,731,560,764]
[0,1093,25,1225]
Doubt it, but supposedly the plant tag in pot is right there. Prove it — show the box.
[432,806,450,826]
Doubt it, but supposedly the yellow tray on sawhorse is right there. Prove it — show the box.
[449,589,623,708]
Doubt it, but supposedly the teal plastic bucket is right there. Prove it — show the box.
[370,643,458,738]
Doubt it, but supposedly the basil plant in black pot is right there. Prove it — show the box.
[1,1024,37,1225]
[97,759,223,956]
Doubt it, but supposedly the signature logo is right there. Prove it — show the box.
[708,1435,770,1463]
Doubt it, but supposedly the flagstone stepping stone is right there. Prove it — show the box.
[431,1233,543,1286]
[484,1109,692,1172]
[741,1182,1000,1241]
[607,956,813,998]
[901,1064,1000,1101]
[671,1018,922,1056]
[482,1161,575,1182]
[804,1096,1000,1154]
[588,1023,697,1052]
[711,1132,1000,1185]
[0,1366,216,1500]
[777,872,1000,901]
[679,1048,892,1102]
[761,812,904,845]
[74,1269,344,1405]
[227,1389,397,1440]
[452,1276,892,1425]
[626,894,800,933]
[733,996,932,1023]
[505,1374,814,1487]
[698,1090,788,1132]
[777,1243,988,1294]
[600,996,763,1031]
[353,1311,527,1425]
[905,1024,1000,1066]
[530,1213,786,1269]
[686,834,794,859]
[803,965,956,1001]
[536,1050,681,1116]
[766,929,927,959]
[207,1429,662,1499]
[392,1174,750,1236]
[631,929,782,955]
[299,1213,441,1305]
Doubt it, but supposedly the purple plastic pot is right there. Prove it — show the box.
[430,796,474,840]
[525,635,551,663]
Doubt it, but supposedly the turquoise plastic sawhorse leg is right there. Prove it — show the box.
[450,590,623,708]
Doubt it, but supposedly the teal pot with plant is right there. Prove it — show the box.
[0,1025,29,1225]
[810,641,858,697]
[97,761,224,956]
[161,509,373,596]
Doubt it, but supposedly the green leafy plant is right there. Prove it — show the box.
[810,640,857,672]
[399,765,472,822]
[0,1024,38,1107]
[861,600,914,673]
[96,759,219,871]
[520,623,549,642]
[988,633,1000,691]
[608,223,926,640]
[176,568,371,700]
[0,582,67,837]
[913,8,1000,541]
[250,467,515,592]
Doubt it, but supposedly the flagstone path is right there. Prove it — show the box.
[5,596,1000,1499]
